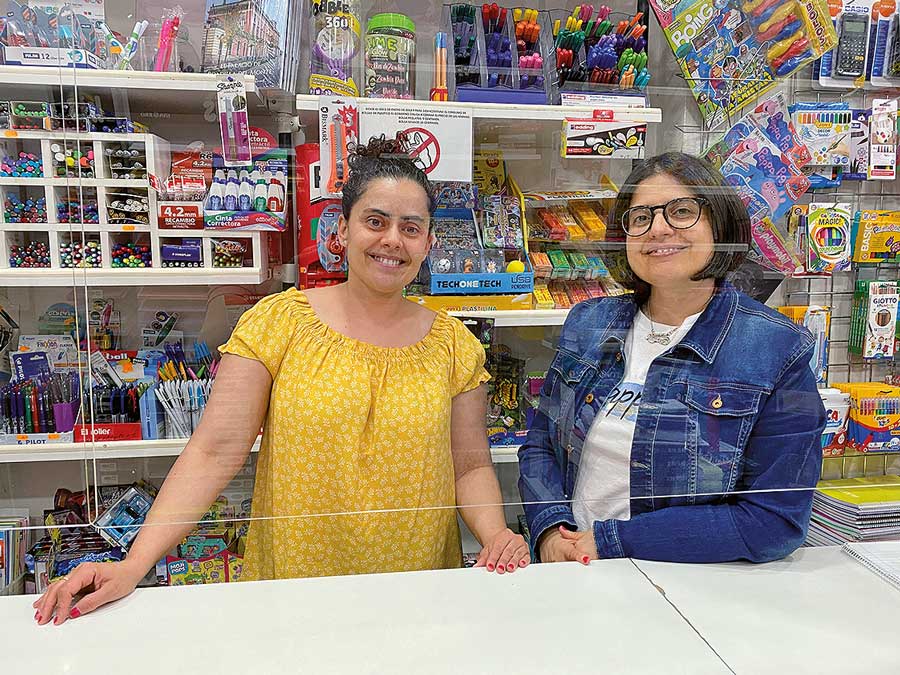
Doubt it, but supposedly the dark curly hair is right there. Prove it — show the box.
[341,133,436,220]
[610,152,751,304]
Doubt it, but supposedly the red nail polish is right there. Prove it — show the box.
[519,559,527,567]
[582,555,590,564]
[34,611,40,622]
[507,564,515,572]
[69,607,81,619]
[487,563,494,571]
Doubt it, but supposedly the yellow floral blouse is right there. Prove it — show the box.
[219,289,490,581]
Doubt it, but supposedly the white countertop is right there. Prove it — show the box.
[634,546,900,675]
[3,546,898,674]
[6,559,727,675]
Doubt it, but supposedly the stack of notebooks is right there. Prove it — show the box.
[0,509,29,595]
[807,475,900,547]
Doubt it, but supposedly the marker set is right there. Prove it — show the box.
[442,3,554,103]
[834,382,900,454]
[553,5,650,91]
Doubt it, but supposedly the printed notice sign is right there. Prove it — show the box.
[358,101,472,182]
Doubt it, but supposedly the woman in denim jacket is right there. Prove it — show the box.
[519,153,826,565]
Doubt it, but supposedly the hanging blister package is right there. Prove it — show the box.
[869,98,898,180]
[308,0,362,96]
[870,1,900,87]
[318,96,358,197]
[816,0,874,89]
[790,102,852,168]
[216,78,251,167]
[845,109,871,181]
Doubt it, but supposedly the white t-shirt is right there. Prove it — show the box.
[572,308,701,530]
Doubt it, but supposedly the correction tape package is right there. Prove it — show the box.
[648,0,837,128]
[315,203,347,273]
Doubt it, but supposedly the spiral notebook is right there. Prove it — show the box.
[842,541,900,591]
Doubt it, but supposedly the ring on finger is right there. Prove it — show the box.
[51,575,69,585]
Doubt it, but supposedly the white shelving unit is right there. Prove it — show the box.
[0,438,520,465]
[450,308,570,326]
[0,129,268,285]
[0,68,259,112]
[295,94,662,125]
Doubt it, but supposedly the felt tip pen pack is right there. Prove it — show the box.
[790,105,852,167]
[833,382,900,453]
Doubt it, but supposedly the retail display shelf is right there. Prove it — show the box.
[295,94,662,124]
[450,309,570,326]
[1,177,148,188]
[0,439,521,464]
[0,266,267,287]
[0,67,259,111]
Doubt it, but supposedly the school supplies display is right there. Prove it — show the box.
[648,0,837,128]
[850,281,899,359]
[561,116,646,158]
[0,510,28,593]
[833,382,900,453]
[842,541,900,591]
[0,372,80,439]
[0,0,106,69]
[807,475,900,546]
[852,210,900,263]
[365,13,416,99]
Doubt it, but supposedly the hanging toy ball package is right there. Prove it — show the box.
[648,0,837,128]
[308,0,362,96]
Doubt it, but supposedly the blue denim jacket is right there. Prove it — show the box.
[518,282,826,564]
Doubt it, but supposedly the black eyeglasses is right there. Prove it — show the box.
[621,197,710,237]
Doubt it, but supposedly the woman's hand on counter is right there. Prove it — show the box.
[33,559,146,626]
[538,527,582,563]
[475,527,530,573]
[558,527,599,563]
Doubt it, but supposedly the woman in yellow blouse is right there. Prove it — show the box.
[34,136,528,626]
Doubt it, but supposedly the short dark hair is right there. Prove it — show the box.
[610,152,751,302]
[341,133,436,220]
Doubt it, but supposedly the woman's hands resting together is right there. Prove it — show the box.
[539,526,598,565]
[475,527,530,573]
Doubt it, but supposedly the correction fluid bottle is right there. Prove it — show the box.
[224,180,239,211]
[238,181,253,211]
[253,179,268,211]
[206,182,224,210]
[266,182,284,213]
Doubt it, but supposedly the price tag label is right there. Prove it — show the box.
[157,201,204,229]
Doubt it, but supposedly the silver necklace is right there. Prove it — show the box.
[644,294,713,346]
[644,313,679,346]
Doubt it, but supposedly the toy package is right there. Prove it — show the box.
[648,0,837,128]
[806,202,852,274]
[852,210,900,263]
[718,125,810,225]
[816,0,874,89]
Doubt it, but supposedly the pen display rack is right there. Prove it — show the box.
[550,8,650,102]
[443,3,555,105]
